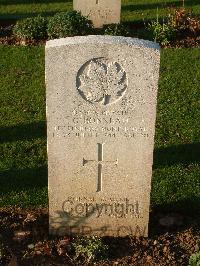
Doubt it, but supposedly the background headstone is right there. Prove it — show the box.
[46,36,160,237]
[73,0,121,28]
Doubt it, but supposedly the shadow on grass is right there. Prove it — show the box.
[1,0,199,7]
[0,0,71,5]
[0,121,46,143]
[149,197,200,237]
[153,143,200,168]
[122,1,176,12]
[0,166,47,193]
[152,196,200,216]
[0,0,199,23]
[0,11,60,22]
[121,0,199,12]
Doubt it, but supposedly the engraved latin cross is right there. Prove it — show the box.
[83,143,118,192]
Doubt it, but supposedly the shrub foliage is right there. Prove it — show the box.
[103,23,130,36]
[72,236,108,263]
[13,15,47,40]
[146,8,200,45]
[170,8,200,36]
[147,21,176,45]
[47,11,93,39]
[189,252,200,266]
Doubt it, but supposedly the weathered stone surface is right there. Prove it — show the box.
[73,0,121,28]
[46,36,160,237]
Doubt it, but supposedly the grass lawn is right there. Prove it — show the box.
[0,46,199,216]
[0,0,199,21]
[0,46,47,206]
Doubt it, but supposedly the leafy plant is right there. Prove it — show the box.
[103,23,130,36]
[169,8,200,36]
[47,11,93,39]
[147,20,176,45]
[72,236,108,263]
[146,8,200,45]
[13,15,47,41]
[189,251,200,266]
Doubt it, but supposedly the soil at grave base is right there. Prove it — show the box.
[0,35,200,48]
[0,207,200,266]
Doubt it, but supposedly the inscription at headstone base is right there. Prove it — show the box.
[46,36,160,237]
[73,0,121,28]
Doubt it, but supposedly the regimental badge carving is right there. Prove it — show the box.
[76,58,128,105]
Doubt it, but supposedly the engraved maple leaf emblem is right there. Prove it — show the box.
[77,59,127,105]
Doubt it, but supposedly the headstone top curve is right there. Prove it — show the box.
[46,35,160,50]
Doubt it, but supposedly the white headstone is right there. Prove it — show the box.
[46,36,160,237]
[73,0,121,28]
